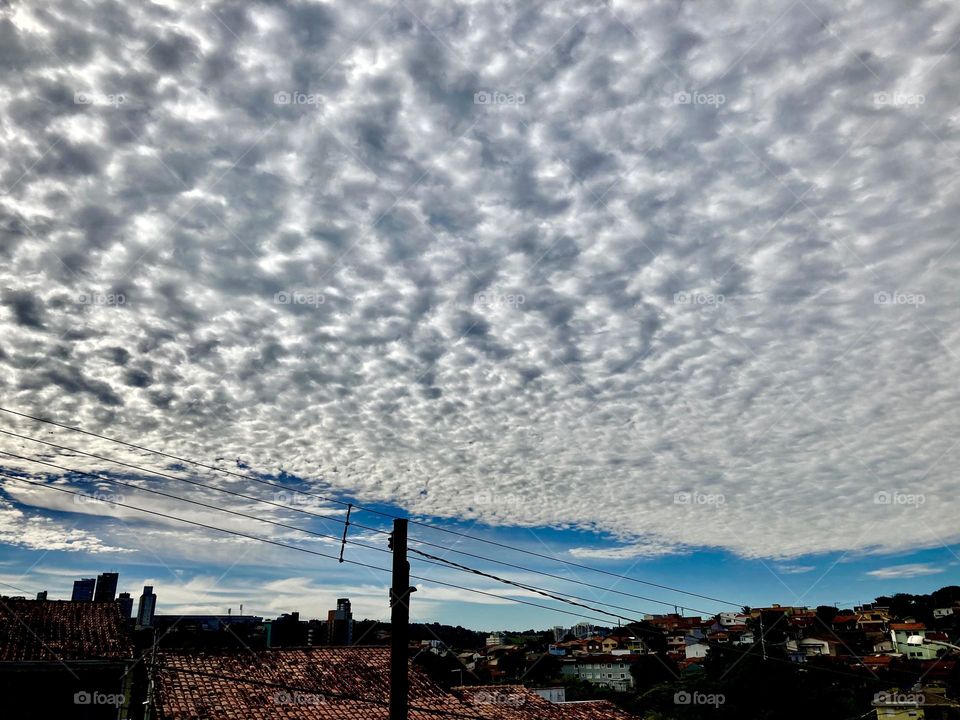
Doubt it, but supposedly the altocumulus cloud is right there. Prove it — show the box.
[0,0,958,563]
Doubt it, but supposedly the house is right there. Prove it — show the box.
[873,685,960,719]
[583,636,603,654]
[858,609,893,633]
[786,636,839,660]
[833,613,859,631]
[0,598,136,720]
[934,608,955,620]
[666,631,687,651]
[684,641,710,660]
[890,623,944,660]
[560,653,640,692]
[787,611,818,630]
[456,684,639,718]
[601,636,620,653]
[718,611,749,627]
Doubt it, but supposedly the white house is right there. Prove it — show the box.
[933,607,955,620]
[560,654,639,692]
[890,624,941,660]
[718,612,749,627]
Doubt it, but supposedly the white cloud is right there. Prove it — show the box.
[0,0,958,567]
[775,565,816,575]
[0,497,130,554]
[865,563,945,580]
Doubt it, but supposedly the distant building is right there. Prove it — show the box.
[93,572,118,602]
[266,611,308,647]
[36,591,47,601]
[560,654,640,692]
[117,592,133,619]
[533,687,566,703]
[485,632,504,647]
[136,585,157,629]
[152,614,264,632]
[571,622,594,639]
[327,598,353,645]
[71,578,95,602]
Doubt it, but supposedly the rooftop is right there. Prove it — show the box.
[155,647,642,719]
[0,598,133,662]
[454,685,637,719]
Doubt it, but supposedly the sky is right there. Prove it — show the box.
[0,0,959,631]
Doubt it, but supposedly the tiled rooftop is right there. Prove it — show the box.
[454,685,638,719]
[155,648,641,719]
[157,647,471,720]
[0,598,133,661]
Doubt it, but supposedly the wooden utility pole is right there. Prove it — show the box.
[390,519,414,720]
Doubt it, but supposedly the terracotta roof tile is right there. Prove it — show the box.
[0,598,133,661]
[155,648,641,719]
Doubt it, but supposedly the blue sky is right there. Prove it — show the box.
[2,472,958,630]
[1,0,960,630]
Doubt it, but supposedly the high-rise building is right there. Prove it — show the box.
[136,585,157,629]
[327,598,353,645]
[117,592,134,619]
[36,591,47,601]
[71,578,95,602]
[94,572,119,602]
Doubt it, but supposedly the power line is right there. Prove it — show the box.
[0,448,674,622]
[0,471,895,689]
[0,580,33,595]
[0,427,716,615]
[0,472,665,628]
[0,427,390,537]
[409,548,663,636]
[0,405,741,608]
[0,449,393,556]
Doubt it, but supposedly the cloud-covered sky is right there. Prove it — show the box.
[1,0,959,625]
